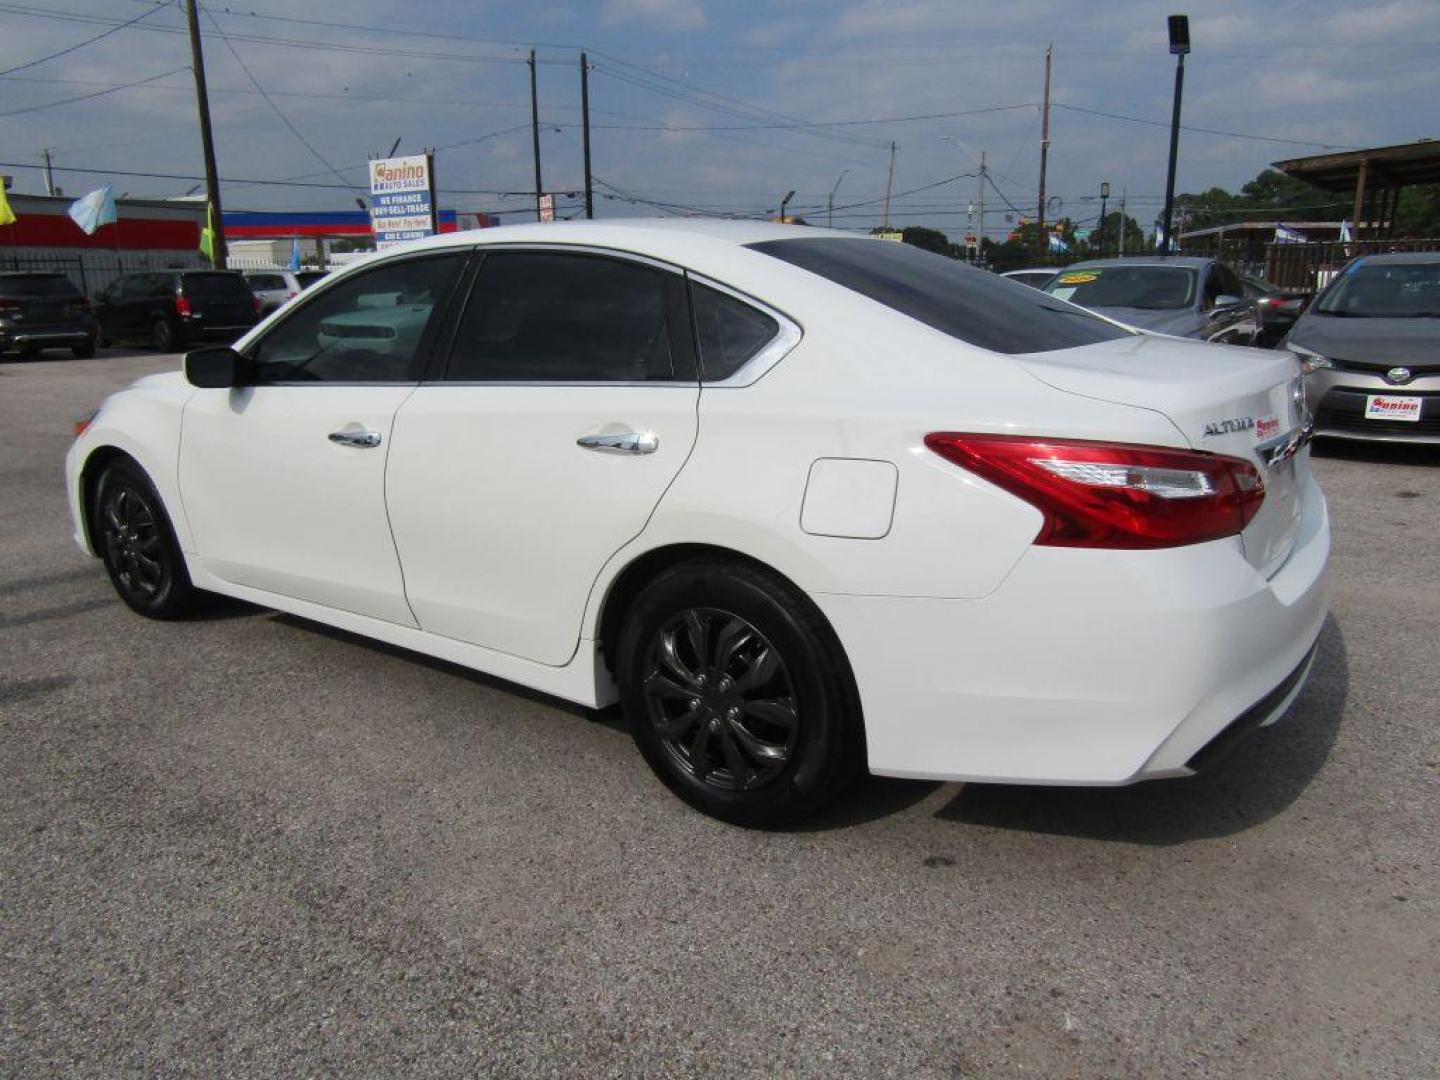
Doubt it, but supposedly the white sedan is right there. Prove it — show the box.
[66,220,1329,827]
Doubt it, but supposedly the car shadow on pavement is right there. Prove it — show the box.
[1312,438,1440,468]
[932,615,1348,846]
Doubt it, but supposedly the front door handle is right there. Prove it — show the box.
[577,431,659,455]
[328,429,383,448]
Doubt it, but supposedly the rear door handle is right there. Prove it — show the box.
[328,429,383,448]
[577,431,658,455]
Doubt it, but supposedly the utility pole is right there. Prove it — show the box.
[1160,15,1190,253]
[185,0,226,267]
[41,149,55,196]
[827,169,848,228]
[579,51,594,219]
[976,149,986,263]
[1036,44,1052,257]
[882,141,896,228]
[528,49,543,221]
[1119,187,1127,254]
[1098,181,1109,258]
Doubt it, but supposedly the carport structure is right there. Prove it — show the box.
[1273,138,1440,240]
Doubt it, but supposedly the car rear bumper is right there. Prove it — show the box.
[1306,368,1440,444]
[813,468,1330,786]
[1,327,95,350]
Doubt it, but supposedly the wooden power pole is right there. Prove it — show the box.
[580,52,594,219]
[185,0,226,267]
[529,49,543,221]
[1036,44,1052,257]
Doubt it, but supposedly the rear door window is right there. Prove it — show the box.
[690,283,779,381]
[183,273,252,300]
[247,274,286,291]
[0,274,80,298]
[750,238,1131,354]
[444,251,695,382]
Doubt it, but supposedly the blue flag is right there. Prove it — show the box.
[289,237,302,271]
[68,185,118,236]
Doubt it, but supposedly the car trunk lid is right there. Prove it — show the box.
[182,273,254,323]
[1016,333,1308,577]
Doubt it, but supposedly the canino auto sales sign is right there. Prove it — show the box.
[369,154,437,251]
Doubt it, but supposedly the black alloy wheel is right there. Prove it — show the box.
[94,460,200,618]
[618,559,863,828]
[642,607,799,792]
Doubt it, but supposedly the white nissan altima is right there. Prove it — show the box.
[66,220,1329,826]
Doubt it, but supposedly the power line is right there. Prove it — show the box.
[0,0,164,77]
[1052,103,1359,150]
[0,65,189,119]
[201,6,360,191]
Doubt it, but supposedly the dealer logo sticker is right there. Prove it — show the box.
[1256,415,1281,440]
[1365,395,1422,422]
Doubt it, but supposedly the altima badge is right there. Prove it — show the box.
[1386,367,1413,385]
[1202,417,1255,437]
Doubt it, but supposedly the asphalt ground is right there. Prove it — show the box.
[2,350,1437,1078]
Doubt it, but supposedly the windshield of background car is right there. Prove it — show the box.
[748,238,1131,354]
[1044,265,1197,310]
[0,274,81,299]
[182,273,253,300]
[1313,261,1440,318]
[296,272,328,288]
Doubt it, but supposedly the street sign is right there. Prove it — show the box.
[368,153,437,251]
[538,193,555,223]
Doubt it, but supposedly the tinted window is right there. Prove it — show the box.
[1313,260,1440,318]
[0,274,79,298]
[1046,264,1197,310]
[446,251,687,381]
[183,272,252,300]
[692,283,779,380]
[296,272,328,289]
[749,238,1130,354]
[146,274,175,299]
[251,254,464,382]
[247,274,286,290]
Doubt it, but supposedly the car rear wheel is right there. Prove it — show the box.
[94,459,202,619]
[151,317,175,353]
[617,559,864,828]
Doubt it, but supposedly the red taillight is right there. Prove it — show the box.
[253,295,263,315]
[175,295,192,317]
[0,299,18,314]
[924,433,1265,549]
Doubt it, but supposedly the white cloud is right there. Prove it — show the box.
[599,0,706,32]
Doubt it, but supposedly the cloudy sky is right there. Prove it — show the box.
[1,0,1436,238]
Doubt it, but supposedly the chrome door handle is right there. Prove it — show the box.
[576,431,658,455]
[328,429,383,448]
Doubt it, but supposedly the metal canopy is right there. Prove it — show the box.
[1272,139,1440,191]
[1273,139,1440,240]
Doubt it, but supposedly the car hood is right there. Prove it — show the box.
[1084,306,1201,336]
[1286,313,1440,364]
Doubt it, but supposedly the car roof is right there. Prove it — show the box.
[1059,256,1213,270]
[1344,251,1440,265]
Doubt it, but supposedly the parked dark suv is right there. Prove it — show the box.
[0,271,98,358]
[94,270,259,352]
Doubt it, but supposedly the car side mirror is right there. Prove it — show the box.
[184,345,253,388]
[1213,294,1244,310]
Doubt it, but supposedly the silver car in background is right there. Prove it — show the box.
[244,269,329,315]
[1287,252,1440,444]
[1043,256,1257,344]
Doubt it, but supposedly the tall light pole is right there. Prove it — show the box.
[185,0,225,268]
[1160,14,1190,254]
[779,189,796,222]
[1098,181,1110,257]
[827,169,848,228]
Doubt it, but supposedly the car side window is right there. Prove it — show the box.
[148,274,174,299]
[1219,265,1244,301]
[444,251,693,382]
[249,254,465,383]
[119,276,150,300]
[690,283,780,381]
[249,274,284,291]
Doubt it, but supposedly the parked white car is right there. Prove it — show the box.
[243,269,329,315]
[66,221,1329,826]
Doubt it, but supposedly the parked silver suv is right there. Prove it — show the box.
[244,269,329,315]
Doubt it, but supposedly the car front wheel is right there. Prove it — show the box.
[94,459,201,618]
[151,317,175,352]
[617,559,864,828]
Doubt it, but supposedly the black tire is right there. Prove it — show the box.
[94,459,202,619]
[72,340,96,359]
[617,558,864,828]
[151,317,175,353]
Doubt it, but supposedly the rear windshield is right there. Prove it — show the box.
[1313,260,1440,318]
[296,271,328,288]
[747,238,1130,354]
[0,274,81,299]
[1045,265,1197,310]
[182,273,252,299]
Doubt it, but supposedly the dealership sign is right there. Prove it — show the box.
[368,154,437,251]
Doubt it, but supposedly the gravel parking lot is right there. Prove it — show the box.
[3,351,1437,1077]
